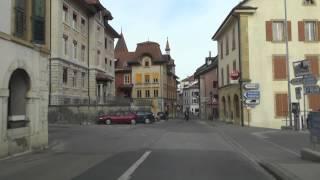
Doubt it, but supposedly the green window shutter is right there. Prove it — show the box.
[15,0,26,37]
[32,0,45,44]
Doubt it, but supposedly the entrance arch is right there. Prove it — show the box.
[221,96,226,118]
[234,95,240,119]
[7,69,31,129]
[228,96,232,120]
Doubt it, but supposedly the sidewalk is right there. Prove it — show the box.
[206,121,320,180]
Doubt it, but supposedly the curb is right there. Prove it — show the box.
[259,161,301,180]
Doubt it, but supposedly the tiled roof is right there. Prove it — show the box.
[115,33,128,54]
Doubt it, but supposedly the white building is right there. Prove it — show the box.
[0,0,51,158]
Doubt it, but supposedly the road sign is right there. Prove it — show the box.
[304,85,320,94]
[243,83,260,90]
[290,78,303,85]
[293,60,311,77]
[295,87,302,100]
[303,74,318,85]
[243,91,260,100]
[245,99,260,106]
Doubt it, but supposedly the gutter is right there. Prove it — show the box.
[49,0,52,106]
[87,16,90,104]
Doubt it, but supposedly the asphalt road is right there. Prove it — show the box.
[0,120,275,180]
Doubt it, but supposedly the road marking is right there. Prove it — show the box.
[118,151,152,180]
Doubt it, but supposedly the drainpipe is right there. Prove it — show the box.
[235,14,244,127]
[87,16,90,105]
[48,0,52,106]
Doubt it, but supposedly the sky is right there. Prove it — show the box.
[101,0,242,79]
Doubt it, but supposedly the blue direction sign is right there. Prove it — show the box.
[243,91,260,100]
[304,85,320,95]
[303,74,318,85]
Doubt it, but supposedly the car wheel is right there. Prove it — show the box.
[145,118,150,124]
[131,119,136,125]
[105,119,112,125]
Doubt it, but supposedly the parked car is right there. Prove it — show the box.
[98,112,137,125]
[136,111,155,124]
[156,112,168,121]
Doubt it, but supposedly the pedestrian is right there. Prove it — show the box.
[184,109,189,121]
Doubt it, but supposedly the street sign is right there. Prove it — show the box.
[295,87,302,100]
[243,91,260,100]
[245,99,260,106]
[303,74,318,85]
[290,78,303,85]
[304,85,320,94]
[293,60,311,77]
[243,83,260,90]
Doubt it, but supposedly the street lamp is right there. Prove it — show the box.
[284,0,293,127]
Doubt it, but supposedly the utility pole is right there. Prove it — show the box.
[284,0,293,127]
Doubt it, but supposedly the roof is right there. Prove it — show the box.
[194,56,218,77]
[165,38,170,51]
[211,0,257,40]
[115,32,128,54]
[181,75,195,82]
[104,23,120,38]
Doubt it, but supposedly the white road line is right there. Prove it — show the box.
[118,151,152,180]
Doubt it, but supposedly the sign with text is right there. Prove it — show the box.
[290,78,303,85]
[243,91,260,100]
[293,60,311,77]
[295,87,302,100]
[303,74,318,86]
[304,85,320,95]
[243,83,260,90]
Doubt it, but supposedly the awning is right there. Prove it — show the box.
[96,73,114,81]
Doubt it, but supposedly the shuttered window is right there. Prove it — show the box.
[299,21,320,41]
[308,95,320,111]
[275,93,288,117]
[306,55,319,77]
[32,0,46,44]
[266,21,291,41]
[273,56,287,80]
[15,0,27,38]
[135,74,142,84]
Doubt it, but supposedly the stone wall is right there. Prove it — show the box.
[48,104,151,124]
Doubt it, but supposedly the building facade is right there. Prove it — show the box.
[213,0,320,129]
[115,36,178,116]
[194,55,219,120]
[50,0,119,105]
[0,0,51,158]
[180,76,200,114]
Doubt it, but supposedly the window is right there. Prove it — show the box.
[135,74,142,84]
[105,58,108,70]
[73,71,77,87]
[304,0,315,5]
[145,61,150,67]
[81,18,86,33]
[226,65,230,84]
[272,21,285,41]
[220,41,224,59]
[145,75,150,83]
[273,56,287,80]
[15,0,27,38]
[63,35,68,55]
[110,60,113,67]
[145,90,150,98]
[124,74,131,84]
[308,94,320,111]
[32,0,46,43]
[154,89,159,97]
[72,12,77,29]
[105,38,108,49]
[81,72,85,88]
[221,68,224,86]
[233,60,237,71]
[73,41,77,60]
[275,93,288,117]
[81,45,85,62]
[63,4,68,23]
[63,67,68,85]
[213,81,218,88]
[137,90,142,98]
[232,26,236,50]
[226,35,229,55]
[96,50,100,66]
[306,55,319,77]
[153,77,159,83]
[305,21,317,41]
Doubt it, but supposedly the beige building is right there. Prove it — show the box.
[0,0,51,158]
[50,0,119,105]
[213,0,320,129]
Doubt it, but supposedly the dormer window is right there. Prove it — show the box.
[145,61,149,67]
[304,0,315,5]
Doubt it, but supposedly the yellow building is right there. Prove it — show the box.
[212,0,320,129]
[115,38,178,116]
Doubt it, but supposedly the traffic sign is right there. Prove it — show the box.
[304,85,320,94]
[293,60,311,77]
[295,87,302,100]
[243,83,260,90]
[303,74,318,85]
[290,78,303,85]
[243,91,260,100]
[245,99,260,106]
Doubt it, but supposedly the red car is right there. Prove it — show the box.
[98,112,137,125]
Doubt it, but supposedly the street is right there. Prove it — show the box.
[0,120,275,180]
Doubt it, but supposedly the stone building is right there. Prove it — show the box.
[0,0,51,158]
[212,0,320,129]
[49,0,119,105]
[115,35,178,115]
[194,54,219,120]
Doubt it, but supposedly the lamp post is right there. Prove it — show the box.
[284,0,293,127]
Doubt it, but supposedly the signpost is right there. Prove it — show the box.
[303,74,317,86]
[290,78,303,85]
[293,60,311,77]
[242,83,260,108]
[243,91,260,100]
[295,87,302,100]
[245,99,260,106]
[304,85,320,95]
[243,83,260,90]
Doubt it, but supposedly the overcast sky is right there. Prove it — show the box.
[101,0,241,79]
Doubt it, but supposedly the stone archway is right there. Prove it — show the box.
[221,96,226,119]
[7,69,31,129]
[228,96,232,120]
